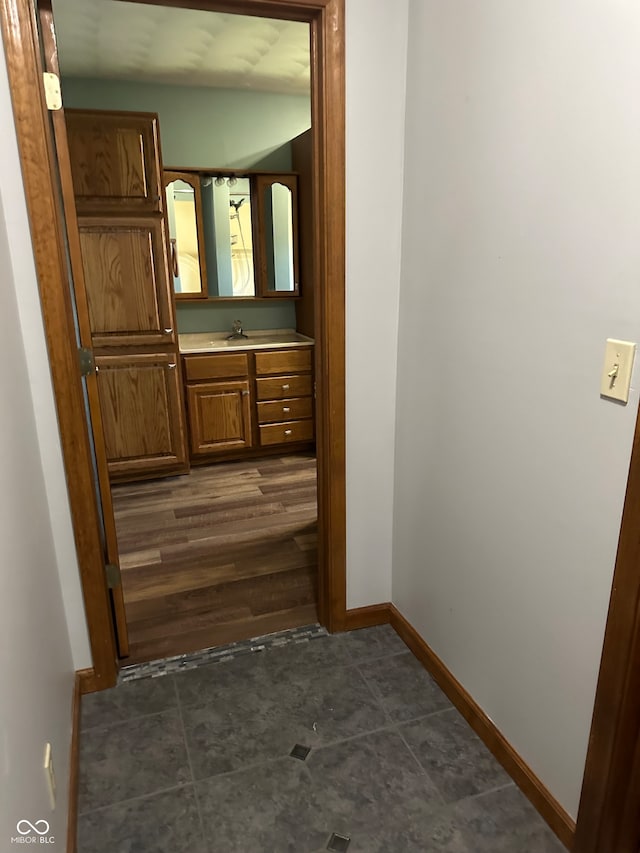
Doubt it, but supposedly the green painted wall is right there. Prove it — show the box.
[62,77,311,170]
[176,300,296,334]
[62,77,310,332]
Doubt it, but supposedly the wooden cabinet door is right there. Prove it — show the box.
[78,216,175,348]
[66,110,163,214]
[186,380,253,455]
[95,352,188,477]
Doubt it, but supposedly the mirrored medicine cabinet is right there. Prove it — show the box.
[163,169,299,301]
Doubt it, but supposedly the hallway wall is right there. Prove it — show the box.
[0,42,77,844]
[393,0,640,818]
[345,0,408,607]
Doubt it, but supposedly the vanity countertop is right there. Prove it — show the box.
[179,329,315,354]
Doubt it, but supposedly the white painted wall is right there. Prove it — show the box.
[393,0,640,817]
[345,0,408,607]
[0,42,91,671]
[0,51,77,845]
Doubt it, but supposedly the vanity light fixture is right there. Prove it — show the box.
[214,175,225,187]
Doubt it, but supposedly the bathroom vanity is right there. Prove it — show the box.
[180,331,315,459]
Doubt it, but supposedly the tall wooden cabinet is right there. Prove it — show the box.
[66,109,188,480]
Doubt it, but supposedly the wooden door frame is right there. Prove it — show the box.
[0,0,346,691]
[573,399,640,853]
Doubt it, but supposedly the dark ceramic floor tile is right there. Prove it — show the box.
[181,666,388,780]
[81,674,177,730]
[174,650,269,709]
[78,710,191,813]
[342,814,472,853]
[77,785,206,853]
[339,624,409,663]
[399,709,511,803]
[196,758,330,853]
[358,652,453,722]
[306,728,443,844]
[452,785,566,852]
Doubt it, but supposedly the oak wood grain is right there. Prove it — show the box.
[78,215,176,348]
[186,380,253,454]
[95,352,188,476]
[65,109,163,214]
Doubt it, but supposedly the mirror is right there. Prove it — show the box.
[164,169,299,299]
[164,172,208,299]
[256,174,299,297]
[201,176,256,297]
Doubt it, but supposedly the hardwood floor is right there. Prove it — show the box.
[111,452,318,664]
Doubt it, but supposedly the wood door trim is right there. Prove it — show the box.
[574,401,640,853]
[0,0,119,689]
[38,0,130,658]
[0,0,345,671]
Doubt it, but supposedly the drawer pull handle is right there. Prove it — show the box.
[282,384,290,390]
[284,429,293,436]
[163,327,173,334]
[241,390,249,396]
[283,406,291,413]
[168,362,177,369]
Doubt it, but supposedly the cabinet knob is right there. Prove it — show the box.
[241,390,249,396]
[283,406,291,413]
[284,429,293,436]
[282,384,290,390]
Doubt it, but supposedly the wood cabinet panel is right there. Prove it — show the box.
[255,374,313,401]
[66,110,162,213]
[95,352,187,477]
[186,380,253,455]
[183,352,249,382]
[255,348,311,375]
[256,397,313,424]
[78,217,174,348]
[259,419,314,447]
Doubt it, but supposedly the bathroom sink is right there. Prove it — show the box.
[179,329,314,354]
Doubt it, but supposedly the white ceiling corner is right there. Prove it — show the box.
[51,0,311,95]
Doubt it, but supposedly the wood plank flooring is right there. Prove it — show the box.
[111,452,318,664]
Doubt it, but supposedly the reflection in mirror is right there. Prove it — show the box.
[164,173,207,298]
[266,183,295,292]
[201,176,256,297]
[258,175,298,296]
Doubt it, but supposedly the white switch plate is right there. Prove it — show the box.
[600,339,636,403]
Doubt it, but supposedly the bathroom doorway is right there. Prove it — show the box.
[0,0,345,688]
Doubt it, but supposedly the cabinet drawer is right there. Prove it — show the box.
[259,419,314,447]
[255,348,312,375]
[184,353,249,382]
[255,374,312,401]
[256,397,313,424]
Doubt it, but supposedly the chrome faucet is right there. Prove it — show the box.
[226,319,249,340]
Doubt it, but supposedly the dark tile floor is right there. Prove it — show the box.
[77,626,566,853]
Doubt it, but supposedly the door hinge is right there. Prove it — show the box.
[43,72,62,111]
[105,563,122,589]
[78,347,95,377]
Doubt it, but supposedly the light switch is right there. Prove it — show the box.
[600,339,636,403]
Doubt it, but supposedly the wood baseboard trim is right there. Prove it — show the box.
[344,603,392,630]
[77,667,99,695]
[387,604,575,850]
[67,673,81,853]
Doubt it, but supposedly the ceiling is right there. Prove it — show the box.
[52,0,311,95]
